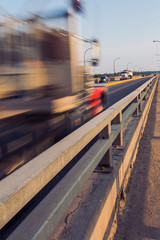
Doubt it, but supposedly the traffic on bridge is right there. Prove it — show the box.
[0,1,160,240]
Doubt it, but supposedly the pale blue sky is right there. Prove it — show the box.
[0,0,160,73]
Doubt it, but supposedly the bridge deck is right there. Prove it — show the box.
[1,76,157,240]
[110,79,160,239]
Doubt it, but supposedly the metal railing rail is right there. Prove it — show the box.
[0,75,158,239]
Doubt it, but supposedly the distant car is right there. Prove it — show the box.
[99,76,108,83]
[95,78,99,83]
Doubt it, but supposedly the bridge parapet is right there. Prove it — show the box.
[0,75,159,239]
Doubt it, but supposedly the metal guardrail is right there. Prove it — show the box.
[0,75,158,239]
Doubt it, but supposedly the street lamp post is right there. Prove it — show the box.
[83,40,100,86]
[133,65,138,75]
[133,65,138,71]
[84,47,92,86]
[126,62,131,70]
[113,57,120,75]
[153,40,160,72]
[84,47,92,71]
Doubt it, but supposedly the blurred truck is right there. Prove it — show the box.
[0,0,108,134]
[120,70,133,80]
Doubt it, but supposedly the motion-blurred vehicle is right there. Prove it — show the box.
[0,0,108,134]
[99,76,109,83]
[120,70,133,80]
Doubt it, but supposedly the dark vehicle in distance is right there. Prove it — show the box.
[99,76,108,83]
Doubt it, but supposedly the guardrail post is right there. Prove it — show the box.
[133,95,140,116]
[139,93,142,112]
[148,81,154,95]
[113,112,123,146]
[144,88,148,101]
[98,123,112,171]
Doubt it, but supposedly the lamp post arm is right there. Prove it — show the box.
[84,47,92,69]
[83,47,92,88]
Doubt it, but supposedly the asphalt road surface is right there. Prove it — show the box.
[108,77,151,107]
